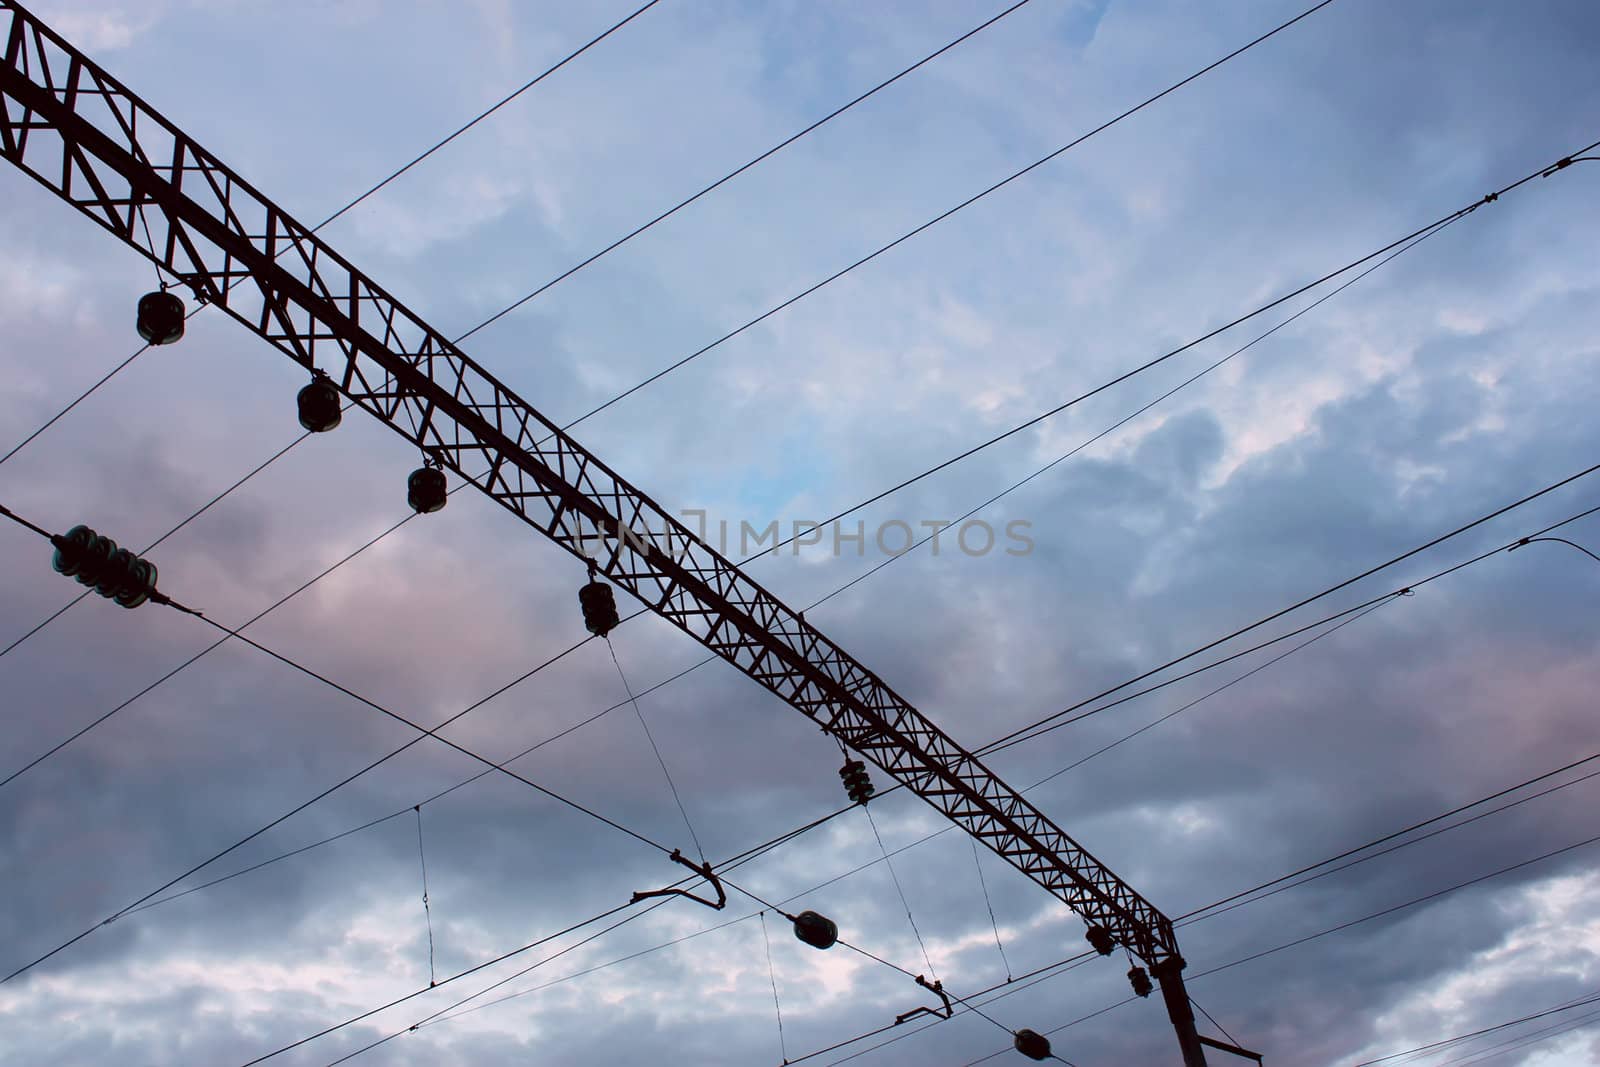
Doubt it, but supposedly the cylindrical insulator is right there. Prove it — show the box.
[1084,925,1115,957]
[579,579,620,636]
[1013,1029,1052,1061]
[407,466,448,514]
[792,910,838,950]
[49,525,160,609]
[1128,965,1153,998]
[136,290,185,345]
[838,759,875,805]
[297,378,342,432]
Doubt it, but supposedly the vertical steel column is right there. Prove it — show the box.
[1153,958,1210,1067]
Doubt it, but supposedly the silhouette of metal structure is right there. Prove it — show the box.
[0,4,1236,1060]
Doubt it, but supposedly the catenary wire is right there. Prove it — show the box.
[9,227,1587,1017]
[233,897,660,1067]
[747,139,1600,564]
[452,0,1038,345]
[415,602,1600,1050]
[0,211,1452,979]
[0,0,1343,678]
[0,0,1038,659]
[0,1,660,472]
[1352,992,1600,1066]
[419,753,1600,1067]
[0,583,603,984]
[1437,1001,1600,1067]
[99,503,1599,948]
[0,0,1062,766]
[975,462,1600,757]
[934,829,1600,1067]
[0,112,1542,790]
[545,0,1343,433]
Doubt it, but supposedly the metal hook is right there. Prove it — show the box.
[631,849,727,911]
[893,975,952,1025]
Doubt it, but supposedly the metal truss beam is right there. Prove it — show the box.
[0,0,1190,973]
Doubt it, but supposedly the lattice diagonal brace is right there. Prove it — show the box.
[0,2,1187,970]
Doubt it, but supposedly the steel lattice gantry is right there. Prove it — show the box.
[0,4,1219,1061]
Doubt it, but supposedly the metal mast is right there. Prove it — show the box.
[0,5,1220,1059]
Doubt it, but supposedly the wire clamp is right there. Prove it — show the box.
[893,974,951,1025]
[631,849,726,911]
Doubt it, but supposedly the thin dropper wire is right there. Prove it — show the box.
[607,635,707,863]
[864,804,939,981]
[0,1,660,471]
[433,739,1600,1063]
[232,897,657,1067]
[300,867,953,1067]
[548,0,1344,432]
[760,910,790,1065]
[414,806,436,987]
[310,899,679,1067]
[182,611,672,854]
[1,592,602,984]
[971,839,1013,982]
[926,828,1600,1067]
[452,0,1038,345]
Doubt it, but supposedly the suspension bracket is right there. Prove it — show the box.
[631,849,727,911]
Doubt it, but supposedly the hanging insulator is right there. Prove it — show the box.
[1128,965,1153,998]
[135,290,185,345]
[50,524,159,609]
[1012,1029,1052,1061]
[792,910,838,950]
[1084,924,1115,957]
[838,758,875,805]
[578,578,620,636]
[296,376,341,432]
[407,465,447,514]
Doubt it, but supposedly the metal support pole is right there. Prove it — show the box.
[1152,957,1209,1067]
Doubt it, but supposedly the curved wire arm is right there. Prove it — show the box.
[1508,536,1600,564]
[630,849,727,911]
[894,975,953,1025]
[1542,155,1600,176]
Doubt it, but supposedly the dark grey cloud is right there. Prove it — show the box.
[4,1,1600,1066]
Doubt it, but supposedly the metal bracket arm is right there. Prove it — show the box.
[894,975,953,1025]
[630,849,727,911]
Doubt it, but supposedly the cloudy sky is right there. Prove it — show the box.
[2,0,1599,1064]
